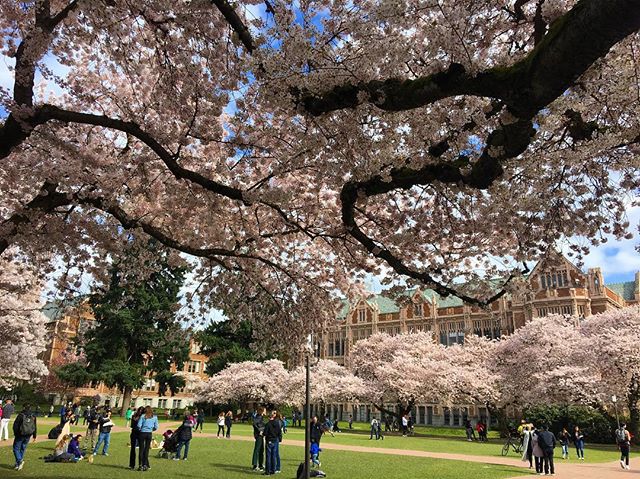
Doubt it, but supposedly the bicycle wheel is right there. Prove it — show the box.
[515,443,522,454]
[501,442,510,456]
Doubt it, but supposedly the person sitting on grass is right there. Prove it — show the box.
[68,434,84,460]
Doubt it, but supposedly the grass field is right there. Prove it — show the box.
[0,431,527,479]
[194,422,622,464]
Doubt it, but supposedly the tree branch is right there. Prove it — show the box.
[211,0,255,53]
[299,0,640,118]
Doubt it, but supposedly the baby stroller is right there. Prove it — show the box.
[157,430,177,459]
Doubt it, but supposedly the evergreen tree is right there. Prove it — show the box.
[59,241,190,416]
[197,320,258,375]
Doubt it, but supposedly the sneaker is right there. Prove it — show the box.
[183,458,188,461]
[626,466,630,470]
[621,460,626,469]
[17,461,24,471]
[173,458,180,461]
[102,453,109,456]
[275,471,281,474]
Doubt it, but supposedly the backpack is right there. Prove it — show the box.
[616,428,627,443]
[48,424,63,439]
[19,414,36,437]
[296,463,327,479]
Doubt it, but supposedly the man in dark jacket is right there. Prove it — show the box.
[85,406,100,451]
[12,404,37,470]
[263,411,283,476]
[175,416,194,460]
[310,416,323,445]
[538,425,557,476]
[252,407,266,471]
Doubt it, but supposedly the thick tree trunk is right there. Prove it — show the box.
[487,404,509,437]
[374,401,413,429]
[120,386,133,417]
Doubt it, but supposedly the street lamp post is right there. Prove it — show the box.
[612,395,620,429]
[304,335,312,479]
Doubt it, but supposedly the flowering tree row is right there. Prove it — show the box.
[1,1,639,343]
[196,306,640,434]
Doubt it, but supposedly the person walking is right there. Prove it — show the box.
[92,409,115,456]
[175,414,194,461]
[617,423,631,470]
[129,406,144,470]
[12,404,37,471]
[125,407,133,428]
[574,426,585,460]
[369,417,379,440]
[532,427,544,474]
[137,406,159,471]
[1,399,15,441]
[217,412,225,438]
[559,427,571,459]
[521,424,534,469]
[538,425,556,476]
[225,410,233,438]
[252,407,266,471]
[401,414,409,436]
[348,414,353,430]
[195,409,204,432]
[264,410,283,475]
[465,420,476,441]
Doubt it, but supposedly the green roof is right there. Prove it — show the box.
[606,281,636,301]
[366,295,400,314]
[42,302,63,323]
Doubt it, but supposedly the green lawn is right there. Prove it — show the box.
[195,422,621,464]
[0,432,526,479]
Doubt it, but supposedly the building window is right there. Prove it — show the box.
[541,271,569,289]
[143,398,152,406]
[187,361,201,373]
[328,343,334,356]
[358,309,367,323]
[144,379,156,391]
[172,399,182,409]
[158,399,168,408]
[191,342,201,354]
[413,303,423,317]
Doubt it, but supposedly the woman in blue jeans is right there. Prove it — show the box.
[174,415,193,461]
[137,406,159,471]
[574,426,585,460]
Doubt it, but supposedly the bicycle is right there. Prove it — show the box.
[501,435,523,456]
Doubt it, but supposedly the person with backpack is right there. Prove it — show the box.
[174,414,194,461]
[617,423,632,470]
[574,426,585,460]
[251,407,266,472]
[129,406,145,470]
[137,406,159,471]
[264,410,283,476]
[92,409,115,456]
[12,404,37,470]
[537,425,556,476]
[531,427,544,474]
[1,399,15,440]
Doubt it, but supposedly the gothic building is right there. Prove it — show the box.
[317,254,640,425]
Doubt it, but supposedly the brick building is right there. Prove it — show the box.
[41,301,208,410]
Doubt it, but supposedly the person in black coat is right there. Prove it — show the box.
[174,415,194,461]
[252,408,266,471]
[129,407,145,470]
[263,411,283,476]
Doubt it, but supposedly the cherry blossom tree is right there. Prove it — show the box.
[579,306,640,437]
[287,359,369,408]
[0,256,49,388]
[196,359,290,406]
[350,332,498,422]
[0,1,639,341]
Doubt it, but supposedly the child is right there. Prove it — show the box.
[310,442,321,468]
